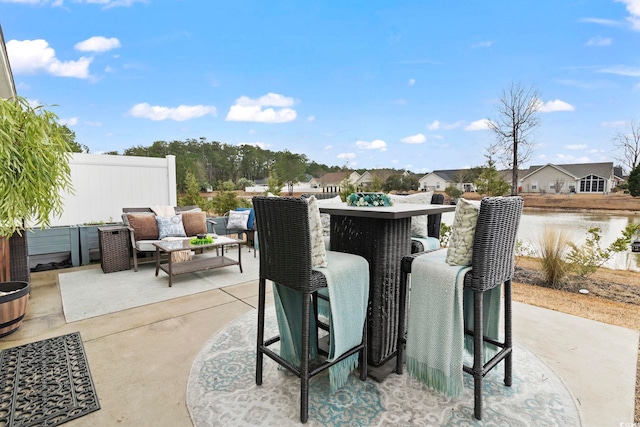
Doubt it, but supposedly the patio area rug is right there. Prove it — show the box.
[0,332,100,426]
[58,250,259,322]
[187,309,582,426]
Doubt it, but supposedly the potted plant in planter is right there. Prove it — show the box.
[0,96,73,336]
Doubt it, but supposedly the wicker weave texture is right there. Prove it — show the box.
[465,197,524,291]
[98,227,131,273]
[9,232,30,283]
[253,197,329,292]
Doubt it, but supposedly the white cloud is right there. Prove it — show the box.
[226,93,297,123]
[586,36,612,46]
[465,119,491,131]
[2,0,142,6]
[60,117,78,126]
[601,120,627,128]
[238,142,268,149]
[324,145,333,150]
[580,17,622,27]
[408,78,416,86]
[538,99,575,112]
[7,39,93,78]
[128,103,217,121]
[307,116,315,122]
[75,36,121,52]
[356,139,387,151]
[400,133,426,144]
[564,144,587,150]
[77,0,147,8]
[427,120,463,131]
[598,65,640,76]
[337,152,355,160]
[616,0,640,31]
[471,40,494,48]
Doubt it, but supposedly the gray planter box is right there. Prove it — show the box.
[27,226,80,268]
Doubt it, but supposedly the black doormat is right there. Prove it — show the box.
[0,332,100,426]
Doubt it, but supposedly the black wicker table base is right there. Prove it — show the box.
[0,332,100,427]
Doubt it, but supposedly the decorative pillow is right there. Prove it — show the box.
[389,191,435,238]
[156,215,187,240]
[307,196,328,268]
[227,210,250,230]
[234,207,255,230]
[181,211,207,236]
[126,213,159,241]
[446,198,481,266]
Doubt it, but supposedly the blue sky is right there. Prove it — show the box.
[2,0,640,173]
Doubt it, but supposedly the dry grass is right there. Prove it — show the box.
[514,257,640,422]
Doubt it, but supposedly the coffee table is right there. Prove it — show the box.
[153,235,243,287]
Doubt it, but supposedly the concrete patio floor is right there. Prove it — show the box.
[1,264,637,426]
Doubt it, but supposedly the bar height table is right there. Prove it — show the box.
[318,202,455,378]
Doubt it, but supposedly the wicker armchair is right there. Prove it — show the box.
[396,196,524,420]
[253,196,368,424]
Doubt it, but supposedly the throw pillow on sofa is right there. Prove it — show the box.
[126,213,159,241]
[156,215,187,240]
[227,210,250,230]
[182,211,207,236]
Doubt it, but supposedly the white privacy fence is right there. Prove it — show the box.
[49,153,177,227]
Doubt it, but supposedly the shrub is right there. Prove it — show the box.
[439,222,452,247]
[535,226,572,289]
[567,224,640,277]
[444,185,463,200]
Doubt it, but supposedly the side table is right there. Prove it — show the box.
[98,226,131,273]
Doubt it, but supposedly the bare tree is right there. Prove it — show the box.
[488,82,541,195]
[612,119,640,173]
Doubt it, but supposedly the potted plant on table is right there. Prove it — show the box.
[0,96,74,336]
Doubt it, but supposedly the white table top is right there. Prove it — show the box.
[317,201,455,219]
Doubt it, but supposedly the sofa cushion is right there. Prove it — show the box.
[182,211,207,236]
[156,215,187,240]
[127,213,159,241]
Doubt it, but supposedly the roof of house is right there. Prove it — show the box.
[524,162,613,180]
[316,171,355,185]
[422,169,463,182]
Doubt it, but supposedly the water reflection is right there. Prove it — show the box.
[441,209,640,272]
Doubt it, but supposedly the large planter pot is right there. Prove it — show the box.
[0,281,30,338]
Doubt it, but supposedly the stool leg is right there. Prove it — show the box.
[396,268,409,375]
[473,289,484,420]
[360,316,368,381]
[300,292,311,423]
[504,280,513,387]
[256,278,266,386]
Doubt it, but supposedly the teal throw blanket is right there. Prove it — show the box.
[274,250,369,392]
[405,249,501,397]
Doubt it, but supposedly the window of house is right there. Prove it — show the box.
[531,181,538,190]
[579,175,605,193]
[436,182,440,189]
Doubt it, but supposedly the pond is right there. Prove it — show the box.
[441,209,640,272]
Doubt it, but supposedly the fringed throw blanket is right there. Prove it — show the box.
[406,249,502,397]
[274,251,369,392]
[406,250,469,397]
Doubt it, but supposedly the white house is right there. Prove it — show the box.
[520,162,615,194]
[419,169,477,192]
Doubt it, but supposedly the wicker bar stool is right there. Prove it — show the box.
[253,196,369,424]
[396,196,524,420]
